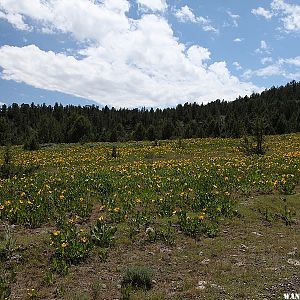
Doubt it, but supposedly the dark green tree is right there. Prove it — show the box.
[162,121,174,140]
[134,123,146,141]
[68,115,92,143]
[146,125,156,141]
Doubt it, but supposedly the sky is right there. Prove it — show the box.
[0,0,299,108]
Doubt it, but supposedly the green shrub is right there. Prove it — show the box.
[111,146,117,158]
[121,265,154,290]
[0,271,15,300]
[0,224,16,261]
[90,217,117,248]
[23,136,40,151]
[0,274,11,300]
[239,118,268,156]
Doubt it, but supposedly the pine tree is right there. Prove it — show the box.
[134,123,146,141]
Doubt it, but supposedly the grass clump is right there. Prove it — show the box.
[121,265,154,291]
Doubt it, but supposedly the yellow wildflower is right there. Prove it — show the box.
[53,230,60,236]
[80,236,88,243]
[114,207,121,213]
[134,198,141,203]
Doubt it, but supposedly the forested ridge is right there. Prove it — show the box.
[1,80,300,145]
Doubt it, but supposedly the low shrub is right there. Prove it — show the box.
[121,265,154,291]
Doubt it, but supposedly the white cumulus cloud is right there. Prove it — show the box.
[261,57,273,65]
[243,66,278,80]
[243,55,300,80]
[175,5,197,23]
[174,5,218,33]
[0,10,30,30]
[227,10,240,27]
[233,62,242,70]
[187,46,211,66]
[252,0,300,33]
[0,0,259,108]
[251,7,273,20]
[255,40,272,55]
[279,56,300,67]
[233,38,243,42]
[0,0,130,41]
[271,0,300,32]
[136,0,167,12]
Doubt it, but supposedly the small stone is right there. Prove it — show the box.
[252,231,263,236]
[240,244,248,252]
[9,254,22,264]
[287,259,300,266]
[196,280,207,290]
[236,261,245,267]
[210,283,224,291]
[201,258,210,265]
[146,227,155,235]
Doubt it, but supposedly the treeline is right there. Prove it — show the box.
[0,80,300,145]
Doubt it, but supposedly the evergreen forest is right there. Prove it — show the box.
[0,80,300,145]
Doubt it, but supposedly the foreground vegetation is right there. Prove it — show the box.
[0,134,299,299]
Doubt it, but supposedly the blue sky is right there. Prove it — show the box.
[0,0,299,108]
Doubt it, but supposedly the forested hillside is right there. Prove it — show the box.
[1,80,300,145]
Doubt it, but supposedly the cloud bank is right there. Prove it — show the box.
[0,0,260,108]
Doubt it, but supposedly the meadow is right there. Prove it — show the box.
[0,134,299,299]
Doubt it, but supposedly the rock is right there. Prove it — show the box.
[287,259,300,266]
[252,231,263,236]
[145,227,155,235]
[240,244,248,252]
[160,247,171,253]
[201,258,210,265]
[211,283,225,291]
[9,254,22,264]
[236,261,245,267]
[196,280,207,290]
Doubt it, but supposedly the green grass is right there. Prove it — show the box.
[0,135,299,299]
